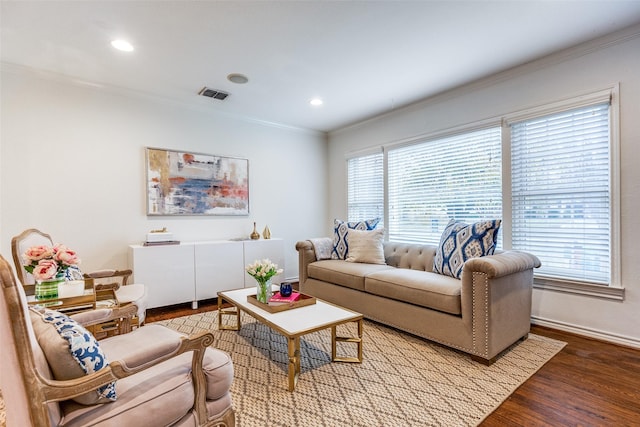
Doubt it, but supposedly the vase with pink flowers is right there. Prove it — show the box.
[22,244,81,300]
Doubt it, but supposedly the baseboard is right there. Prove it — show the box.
[531,316,640,349]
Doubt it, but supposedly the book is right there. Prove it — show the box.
[143,240,180,246]
[268,291,301,306]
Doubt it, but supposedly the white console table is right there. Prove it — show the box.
[129,238,284,309]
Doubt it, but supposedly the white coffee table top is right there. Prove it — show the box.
[218,286,362,337]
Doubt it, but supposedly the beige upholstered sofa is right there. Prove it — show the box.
[0,254,235,427]
[296,238,540,364]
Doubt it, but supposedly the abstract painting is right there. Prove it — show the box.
[146,148,249,215]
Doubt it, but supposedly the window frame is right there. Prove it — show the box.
[503,86,622,300]
[345,86,622,300]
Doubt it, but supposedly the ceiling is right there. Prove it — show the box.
[2,1,640,133]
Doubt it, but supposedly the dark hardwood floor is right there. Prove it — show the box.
[146,301,640,426]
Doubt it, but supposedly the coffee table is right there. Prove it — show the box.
[217,287,363,391]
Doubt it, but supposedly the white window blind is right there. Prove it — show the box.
[387,127,502,244]
[510,102,610,285]
[347,152,384,224]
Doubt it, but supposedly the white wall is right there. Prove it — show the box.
[328,27,640,347]
[0,65,328,281]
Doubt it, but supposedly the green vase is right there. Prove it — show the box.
[35,275,65,300]
[256,278,272,304]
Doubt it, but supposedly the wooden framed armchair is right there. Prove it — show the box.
[0,254,235,426]
[11,228,148,329]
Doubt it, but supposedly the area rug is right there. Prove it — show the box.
[157,311,565,427]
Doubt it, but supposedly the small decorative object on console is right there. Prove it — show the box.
[144,227,180,246]
[250,222,260,240]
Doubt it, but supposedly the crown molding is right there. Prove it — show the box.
[331,22,640,137]
[0,61,326,138]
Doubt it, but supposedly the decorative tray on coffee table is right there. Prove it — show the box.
[246,292,316,313]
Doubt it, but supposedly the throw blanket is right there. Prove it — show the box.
[309,238,333,260]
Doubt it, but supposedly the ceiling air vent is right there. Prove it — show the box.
[198,87,229,100]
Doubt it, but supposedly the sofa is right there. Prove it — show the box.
[296,237,541,364]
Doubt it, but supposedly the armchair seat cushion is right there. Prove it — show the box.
[99,325,234,400]
[61,326,234,427]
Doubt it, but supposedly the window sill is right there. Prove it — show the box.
[533,277,625,301]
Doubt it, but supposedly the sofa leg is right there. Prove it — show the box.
[470,334,529,365]
[470,354,495,366]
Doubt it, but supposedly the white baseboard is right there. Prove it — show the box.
[531,316,640,349]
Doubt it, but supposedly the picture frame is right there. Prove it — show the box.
[146,147,249,216]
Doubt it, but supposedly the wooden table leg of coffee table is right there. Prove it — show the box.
[217,295,241,331]
[288,336,301,391]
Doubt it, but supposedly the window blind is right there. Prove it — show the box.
[387,127,502,244]
[510,102,610,284]
[347,152,384,224]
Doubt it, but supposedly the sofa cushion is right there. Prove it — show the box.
[365,269,462,315]
[29,307,117,405]
[308,260,393,291]
[433,219,501,279]
[331,218,380,260]
[346,228,386,264]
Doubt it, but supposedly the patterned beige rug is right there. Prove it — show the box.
[157,311,565,427]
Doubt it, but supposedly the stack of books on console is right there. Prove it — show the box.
[268,291,301,306]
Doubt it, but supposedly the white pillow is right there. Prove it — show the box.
[345,228,386,264]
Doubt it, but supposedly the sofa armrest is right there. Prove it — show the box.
[463,251,541,279]
[461,250,540,361]
[296,240,319,283]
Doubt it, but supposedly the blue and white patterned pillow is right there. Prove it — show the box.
[331,218,381,260]
[433,219,501,279]
[34,308,117,404]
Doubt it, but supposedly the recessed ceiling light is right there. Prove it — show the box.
[227,73,249,84]
[310,98,323,106]
[111,39,134,52]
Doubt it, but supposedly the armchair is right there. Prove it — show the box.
[11,228,148,329]
[0,254,235,426]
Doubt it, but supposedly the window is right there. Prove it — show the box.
[347,151,384,225]
[509,102,611,285]
[387,127,502,244]
[345,88,619,296]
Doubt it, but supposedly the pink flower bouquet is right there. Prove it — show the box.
[22,244,81,281]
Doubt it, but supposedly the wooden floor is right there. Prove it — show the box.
[146,301,640,426]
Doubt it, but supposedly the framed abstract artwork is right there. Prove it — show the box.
[146,147,249,216]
